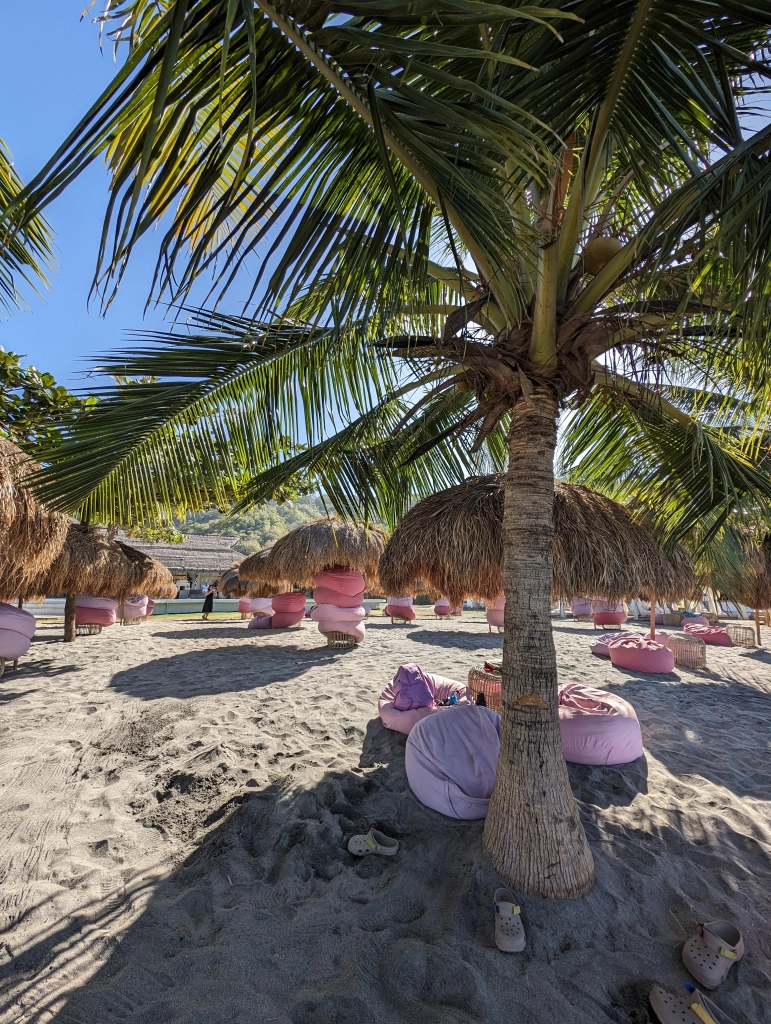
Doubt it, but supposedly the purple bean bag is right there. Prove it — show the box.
[486,597,505,628]
[312,569,366,598]
[379,669,473,735]
[0,628,30,660]
[248,614,273,629]
[119,594,149,620]
[0,603,36,639]
[557,683,644,765]
[609,635,675,673]
[405,705,501,819]
[571,598,592,617]
[589,630,640,657]
[683,623,732,646]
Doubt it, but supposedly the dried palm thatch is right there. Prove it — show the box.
[115,541,176,598]
[379,476,696,606]
[236,548,292,596]
[729,537,771,610]
[261,519,388,589]
[218,566,252,598]
[0,437,69,601]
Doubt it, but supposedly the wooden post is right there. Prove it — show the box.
[64,594,76,642]
[650,598,656,640]
[756,607,762,647]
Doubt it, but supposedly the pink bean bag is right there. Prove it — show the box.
[608,635,675,673]
[310,603,366,623]
[405,705,501,819]
[385,604,416,620]
[146,600,155,616]
[593,604,628,627]
[589,630,640,657]
[119,595,149,620]
[681,614,709,626]
[312,586,365,608]
[0,628,31,660]
[557,683,643,765]
[683,623,732,646]
[75,606,116,627]
[237,598,252,614]
[271,611,305,628]
[0,603,36,639]
[248,614,273,629]
[434,599,453,616]
[250,597,274,614]
[317,620,366,644]
[486,598,505,629]
[312,569,366,598]
[571,598,592,617]
[76,595,119,611]
[379,665,473,734]
[271,592,306,614]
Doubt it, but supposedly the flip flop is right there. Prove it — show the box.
[683,921,745,989]
[493,888,525,952]
[650,983,739,1024]
[347,829,399,857]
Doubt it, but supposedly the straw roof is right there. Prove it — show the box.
[217,562,279,599]
[0,437,69,601]
[259,519,388,589]
[728,536,771,610]
[115,541,177,599]
[379,476,696,605]
[237,548,292,595]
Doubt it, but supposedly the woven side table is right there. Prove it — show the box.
[662,612,682,627]
[667,633,707,670]
[76,624,103,637]
[326,631,356,649]
[725,623,756,649]
[467,665,502,711]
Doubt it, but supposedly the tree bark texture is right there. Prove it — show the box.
[483,389,594,898]
[64,594,76,643]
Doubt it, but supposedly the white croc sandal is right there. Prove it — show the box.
[683,921,745,990]
[650,983,739,1024]
[493,888,525,952]
[347,829,399,857]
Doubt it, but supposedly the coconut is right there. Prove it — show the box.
[583,236,623,276]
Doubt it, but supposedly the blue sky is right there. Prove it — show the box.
[0,3,216,388]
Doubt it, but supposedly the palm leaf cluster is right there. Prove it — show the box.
[0,138,54,313]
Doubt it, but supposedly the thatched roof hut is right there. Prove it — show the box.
[218,566,251,598]
[236,548,292,596]
[260,519,388,589]
[0,437,69,601]
[726,536,771,611]
[379,476,696,606]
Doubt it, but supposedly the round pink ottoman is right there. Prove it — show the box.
[237,598,252,614]
[312,569,366,598]
[119,595,149,620]
[558,683,644,765]
[318,620,365,644]
[0,603,36,639]
[571,598,592,617]
[146,600,155,616]
[434,599,453,617]
[379,669,473,735]
[312,586,364,608]
[681,614,709,626]
[683,623,732,646]
[609,635,675,673]
[271,592,306,628]
[589,630,639,657]
[486,597,505,629]
[75,606,117,627]
[593,600,628,627]
[385,596,415,621]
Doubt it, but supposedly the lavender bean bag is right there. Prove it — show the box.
[76,595,118,611]
[0,628,30,661]
[486,597,505,628]
[0,603,36,639]
[119,595,149,620]
[312,586,365,608]
[250,597,274,614]
[589,630,640,657]
[557,683,643,765]
[248,614,273,629]
[312,569,366,598]
[379,664,473,734]
[683,623,733,646]
[608,635,675,673]
[405,705,501,819]
[571,598,592,617]
[317,620,365,644]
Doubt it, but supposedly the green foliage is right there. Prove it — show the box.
[0,347,95,446]
[181,496,329,554]
[0,138,54,313]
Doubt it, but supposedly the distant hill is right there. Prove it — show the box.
[181,497,329,555]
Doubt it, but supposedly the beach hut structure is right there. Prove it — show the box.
[262,519,387,645]
[724,537,771,645]
[379,477,697,633]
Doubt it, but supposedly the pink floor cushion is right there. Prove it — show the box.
[317,620,366,644]
[379,667,473,735]
[405,705,501,819]
[608,635,675,673]
[238,598,253,613]
[146,600,155,616]
[589,630,639,657]
[312,569,366,598]
[0,628,31,661]
[248,614,273,629]
[593,610,628,627]
[250,597,274,614]
[312,586,365,608]
[75,606,116,627]
[0,603,36,639]
[681,613,709,626]
[385,604,416,620]
[272,592,306,614]
[557,683,644,765]
[119,595,149,620]
[571,598,592,617]
[486,607,504,628]
[434,599,453,616]
[76,595,119,611]
[271,611,305,628]
[310,603,366,623]
[683,623,733,646]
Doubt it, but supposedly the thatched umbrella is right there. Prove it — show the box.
[234,548,291,597]
[0,437,69,602]
[260,521,387,589]
[379,477,696,629]
[726,537,771,644]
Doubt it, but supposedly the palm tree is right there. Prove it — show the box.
[0,138,53,313]
[7,1,771,898]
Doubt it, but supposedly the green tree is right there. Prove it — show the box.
[9,2,771,897]
[0,347,94,447]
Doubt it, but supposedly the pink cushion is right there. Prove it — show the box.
[589,630,639,657]
[75,606,116,627]
[379,671,473,735]
[312,586,365,608]
[593,610,628,626]
[385,604,416,620]
[486,608,504,628]
[238,598,253,612]
[76,595,119,611]
[0,603,36,639]
[387,595,413,607]
[248,614,273,629]
[310,603,365,623]
[608,636,675,672]
[317,620,366,644]
[405,705,501,819]
[271,592,306,614]
[312,569,366,597]
[571,598,592,616]
[0,628,31,660]
[250,597,274,613]
[681,614,709,626]
[146,600,155,615]
[271,611,305,628]
[557,683,643,765]
[683,623,732,646]
[119,595,149,620]
[434,601,453,616]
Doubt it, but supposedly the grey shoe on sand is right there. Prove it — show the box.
[650,983,739,1024]
[683,921,744,990]
[493,888,525,952]
[347,829,399,857]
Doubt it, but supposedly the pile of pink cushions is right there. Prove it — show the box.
[0,602,36,661]
[405,704,501,819]
[592,599,628,627]
[434,598,453,617]
[119,594,149,621]
[680,613,709,626]
[378,663,473,734]
[311,568,366,643]
[146,599,155,616]
[248,596,274,629]
[271,591,306,628]
[75,595,118,628]
[384,595,415,621]
[558,683,644,765]
[608,635,675,673]
[683,622,732,646]
[589,630,640,657]
[237,598,252,614]
[571,598,592,617]
[485,597,505,629]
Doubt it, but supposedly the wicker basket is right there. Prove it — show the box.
[488,624,504,634]
[667,633,707,670]
[725,623,756,649]
[76,624,103,636]
[662,612,682,627]
[389,615,413,625]
[467,665,502,711]
[121,617,142,627]
[326,631,356,649]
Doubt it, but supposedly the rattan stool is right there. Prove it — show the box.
[467,665,502,711]
[662,612,682,627]
[76,624,103,636]
[326,631,356,649]
[667,632,707,670]
[725,623,756,648]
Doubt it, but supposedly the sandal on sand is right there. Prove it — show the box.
[347,829,399,857]
[650,983,738,1024]
[683,921,745,989]
[493,889,525,952]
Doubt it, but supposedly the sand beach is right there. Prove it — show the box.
[0,612,769,1023]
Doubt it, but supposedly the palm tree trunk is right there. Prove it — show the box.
[483,388,594,899]
[64,594,76,643]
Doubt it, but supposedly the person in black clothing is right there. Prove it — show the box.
[202,586,217,620]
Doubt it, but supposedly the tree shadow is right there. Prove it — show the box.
[568,755,649,810]
[404,629,504,651]
[0,688,37,705]
[11,657,80,680]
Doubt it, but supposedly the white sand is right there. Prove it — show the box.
[0,613,769,1024]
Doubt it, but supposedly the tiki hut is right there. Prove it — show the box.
[236,548,292,597]
[378,476,696,609]
[261,521,387,590]
[723,536,771,644]
[0,437,69,602]
[218,565,252,599]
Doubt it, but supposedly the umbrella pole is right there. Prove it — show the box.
[64,594,76,643]
[650,598,656,640]
[756,607,762,646]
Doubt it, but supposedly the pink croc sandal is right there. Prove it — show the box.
[683,921,744,989]
[650,983,739,1024]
